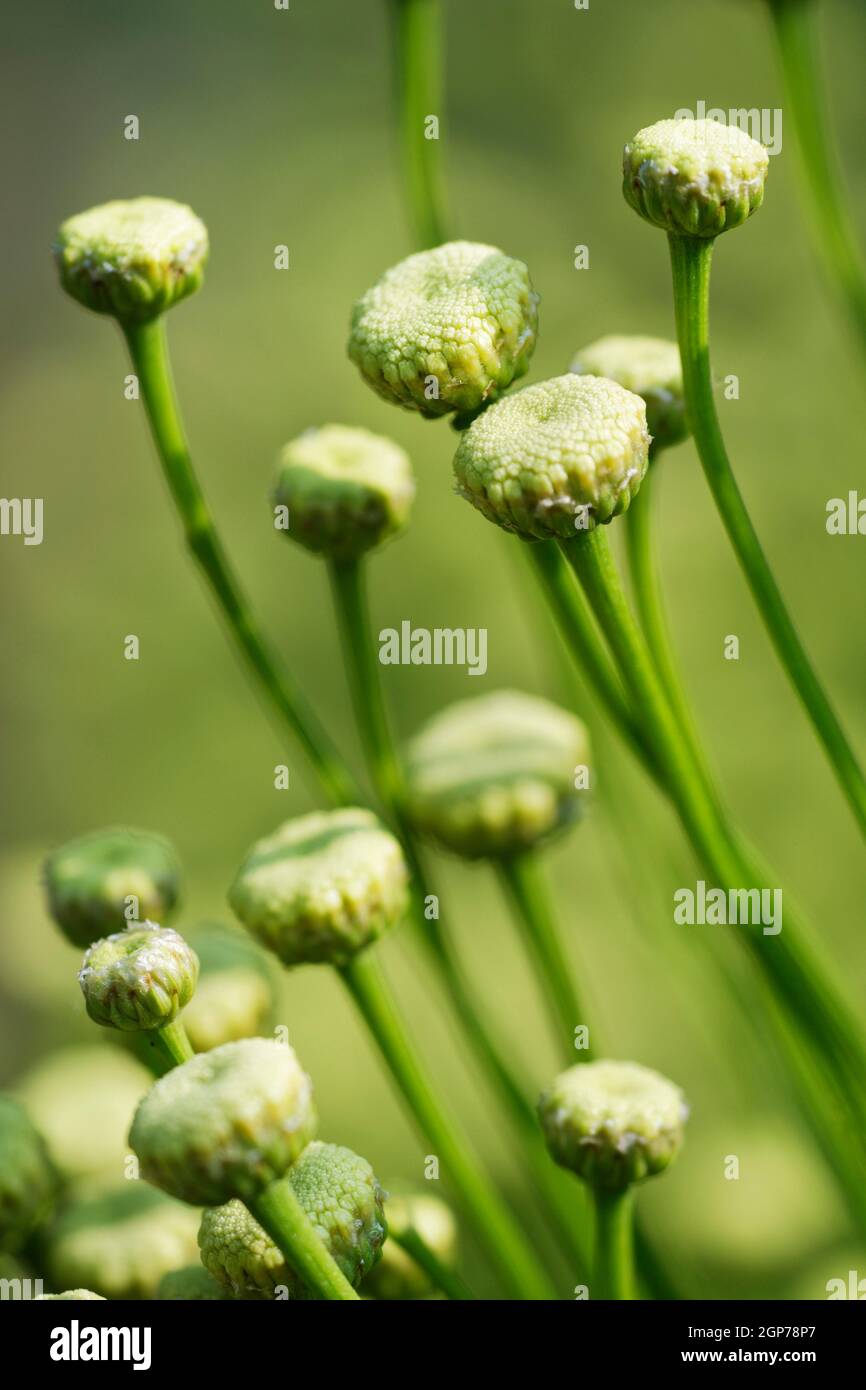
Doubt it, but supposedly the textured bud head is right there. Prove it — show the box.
[183,925,275,1053]
[406,691,590,859]
[348,241,538,418]
[200,1142,385,1299]
[44,827,181,949]
[623,118,769,239]
[274,425,415,562]
[229,809,409,968]
[79,922,198,1033]
[0,1097,58,1253]
[36,1290,106,1301]
[157,1264,230,1300]
[54,197,208,323]
[129,1038,317,1206]
[539,1060,687,1192]
[570,335,687,451]
[454,373,648,540]
[45,1184,201,1300]
[366,1193,457,1301]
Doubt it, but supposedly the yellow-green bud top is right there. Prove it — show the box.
[623,118,769,239]
[44,826,181,949]
[79,923,198,1032]
[570,335,687,450]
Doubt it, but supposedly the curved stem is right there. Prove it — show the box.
[122,318,357,807]
[766,0,866,359]
[251,1180,360,1301]
[667,233,866,843]
[390,1225,475,1300]
[389,0,449,248]
[339,950,556,1299]
[592,1187,635,1300]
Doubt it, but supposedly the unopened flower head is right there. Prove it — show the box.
[274,424,415,562]
[623,118,769,239]
[129,1038,316,1206]
[45,1184,200,1300]
[453,374,649,540]
[538,1059,688,1192]
[406,691,590,859]
[182,925,275,1053]
[36,1290,106,1301]
[200,1142,386,1299]
[79,922,199,1033]
[0,1096,58,1253]
[54,197,208,322]
[157,1265,230,1300]
[366,1193,457,1301]
[348,241,538,418]
[570,335,687,451]
[229,809,409,968]
[44,826,181,949]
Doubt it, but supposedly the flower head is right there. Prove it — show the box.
[274,425,415,562]
[453,374,649,540]
[229,809,409,968]
[44,827,181,949]
[623,118,769,239]
[129,1038,316,1206]
[36,1290,106,1300]
[182,925,275,1053]
[366,1193,457,1301]
[157,1265,229,1300]
[570,335,687,450]
[79,922,199,1033]
[406,690,590,859]
[538,1059,687,1192]
[0,1097,58,1253]
[348,241,538,418]
[54,197,208,322]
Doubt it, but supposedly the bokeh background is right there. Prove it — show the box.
[2,0,865,1298]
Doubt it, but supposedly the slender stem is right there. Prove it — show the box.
[592,1187,635,1300]
[390,1226,475,1300]
[136,1017,194,1076]
[250,1180,360,1301]
[389,0,449,248]
[122,317,357,808]
[497,852,594,1062]
[766,0,866,359]
[667,233,866,843]
[339,950,556,1299]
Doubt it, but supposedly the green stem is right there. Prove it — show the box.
[250,1180,360,1301]
[136,1017,194,1076]
[592,1187,635,1300]
[339,950,555,1299]
[766,0,866,359]
[390,1226,475,1300]
[389,0,449,248]
[497,852,594,1061]
[667,232,866,843]
[122,317,356,808]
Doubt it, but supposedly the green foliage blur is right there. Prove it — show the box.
[2,0,865,1298]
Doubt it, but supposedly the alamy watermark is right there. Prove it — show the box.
[379,621,487,677]
[674,880,782,936]
[0,497,43,545]
[673,100,782,156]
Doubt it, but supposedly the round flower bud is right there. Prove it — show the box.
[129,1038,317,1207]
[538,1060,687,1193]
[570,335,687,451]
[200,1142,385,1300]
[157,1264,230,1300]
[229,809,409,968]
[406,690,590,860]
[0,1097,58,1253]
[44,827,181,949]
[623,118,769,239]
[182,925,275,1053]
[274,425,415,563]
[365,1193,457,1301]
[54,197,208,323]
[79,922,198,1033]
[348,241,538,418]
[45,1184,201,1300]
[37,1290,106,1301]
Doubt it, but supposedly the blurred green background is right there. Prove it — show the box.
[2,0,866,1298]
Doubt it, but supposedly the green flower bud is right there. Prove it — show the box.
[274,425,415,562]
[129,1038,317,1206]
[453,374,649,540]
[348,241,538,418]
[200,1142,386,1300]
[79,922,199,1033]
[44,827,181,949]
[406,690,590,859]
[0,1097,58,1253]
[36,1290,106,1301]
[570,335,687,451]
[157,1264,230,1300]
[229,809,409,968]
[365,1194,457,1301]
[538,1060,687,1193]
[623,118,769,239]
[182,925,275,1053]
[54,197,208,323]
[45,1184,201,1300]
